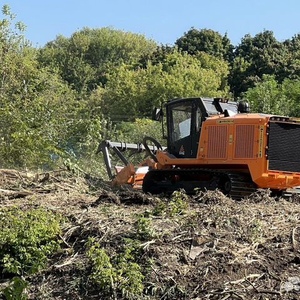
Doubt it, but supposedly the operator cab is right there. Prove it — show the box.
[165,97,238,158]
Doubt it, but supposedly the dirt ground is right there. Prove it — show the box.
[0,169,300,300]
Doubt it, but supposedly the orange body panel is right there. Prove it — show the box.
[156,113,300,190]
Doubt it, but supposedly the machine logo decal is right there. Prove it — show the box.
[217,120,234,124]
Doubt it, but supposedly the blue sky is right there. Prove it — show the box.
[3,0,300,47]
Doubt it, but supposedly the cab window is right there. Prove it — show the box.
[172,106,192,142]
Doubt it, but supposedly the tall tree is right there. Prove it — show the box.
[0,6,104,170]
[229,30,287,97]
[246,75,288,115]
[280,78,300,117]
[0,5,32,102]
[175,28,234,62]
[101,50,230,121]
[38,28,157,94]
[282,34,300,81]
[245,75,300,117]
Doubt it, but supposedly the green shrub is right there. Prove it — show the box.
[151,200,167,216]
[118,261,144,298]
[169,190,189,216]
[135,215,155,240]
[0,207,62,275]
[152,190,189,217]
[116,238,144,297]
[86,238,144,298]
[86,240,117,293]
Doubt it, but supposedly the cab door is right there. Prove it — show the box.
[167,99,202,158]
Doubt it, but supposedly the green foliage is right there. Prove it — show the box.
[169,190,189,216]
[86,240,116,292]
[245,75,298,116]
[135,215,155,240]
[0,6,112,173]
[152,190,189,217]
[0,34,106,171]
[175,28,234,61]
[86,238,144,298]
[0,71,75,168]
[102,49,230,121]
[151,201,168,216]
[118,261,144,298]
[0,207,62,275]
[229,30,288,97]
[38,27,157,94]
[161,50,229,97]
[4,3,300,174]
[280,79,300,117]
[246,75,286,114]
[0,6,101,170]
[0,5,32,103]
[58,98,110,176]
[115,118,163,144]
[139,44,175,68]
[115,239,145,298]
[2,276,28,300]
[283,34,300,81]
[101,63,163,120]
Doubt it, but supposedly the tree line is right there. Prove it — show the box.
[1,5,300,172]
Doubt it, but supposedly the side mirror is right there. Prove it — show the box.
[152,107,163,121]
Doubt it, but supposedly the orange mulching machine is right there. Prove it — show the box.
[99,97,300,199]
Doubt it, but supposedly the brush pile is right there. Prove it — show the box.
[0,169,299,299]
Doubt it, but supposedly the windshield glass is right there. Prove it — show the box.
[171,104,192,142]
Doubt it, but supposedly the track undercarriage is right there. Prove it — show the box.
[142,168,258,200]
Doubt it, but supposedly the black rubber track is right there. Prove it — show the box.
[142,168,257,200]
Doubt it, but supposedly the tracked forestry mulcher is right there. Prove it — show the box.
[98,97,300,199]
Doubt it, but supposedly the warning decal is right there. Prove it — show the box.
[179,145,185,155]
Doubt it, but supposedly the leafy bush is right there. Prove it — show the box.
[0,207,62,275]
[87,242,116,293]
[152,190,189,217]
[169,190,189,216]
[135,215,155,240]
[86,238,144,298]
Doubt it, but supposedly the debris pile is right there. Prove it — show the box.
[0,170,299,299]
